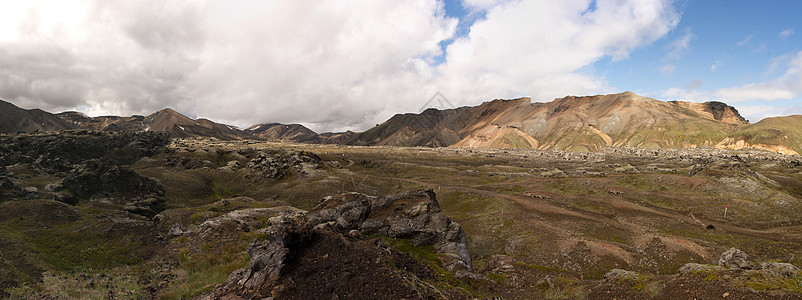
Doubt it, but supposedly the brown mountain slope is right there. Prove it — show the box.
[0,100,79,133]
[668,101,749,124]
[245,123,322,143]
[343,98,542,147]
[142,109,243,140]
[57,112,145,131]
[58,108,244,140]
[716,115,802,155]
[345,92,750,152]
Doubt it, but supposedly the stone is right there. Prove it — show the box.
[678,263,726,274]
[714,248,754,269]
[167,223,184,237]
[688,164,706,176]
[224,189,474,296]
[758,262,800,278]
[603,269,642,281]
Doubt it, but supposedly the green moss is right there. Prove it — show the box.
[486,272,507,283]
[513,261,570,273]
[378,237,442,266]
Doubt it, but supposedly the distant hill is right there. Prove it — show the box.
[716,115,802,155]
[0,99,79,133]
[7,93,802,155]
[245,123,322,143]
[58,108,244,140]
[138,108,244,140]
[57,111,144,131]
[344,92,750,152]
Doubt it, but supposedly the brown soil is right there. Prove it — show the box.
[239,229,451,300]
[588,272,802,299]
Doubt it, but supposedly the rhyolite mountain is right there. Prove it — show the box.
[4,92,802,154]
[0,99,80,133]
[716,115,802,155]
[343,92,752,152]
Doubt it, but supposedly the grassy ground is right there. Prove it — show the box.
[3,139,802,298]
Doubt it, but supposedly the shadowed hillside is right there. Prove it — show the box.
[0,100,79,133]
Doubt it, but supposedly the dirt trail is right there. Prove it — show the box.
[392,177,613,224]
[386,176,802,243]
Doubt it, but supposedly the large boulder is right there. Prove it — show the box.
[0,131,169,174]
[246,150,321,179]
[758,262,800,278]
[714,247,754,269]
[308,190,472,272]
[220,190,474,298]
[678,263,726,275]
[60,159,166,218]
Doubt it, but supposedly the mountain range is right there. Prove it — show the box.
[1,92,800,154]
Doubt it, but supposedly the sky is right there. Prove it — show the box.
[0,0,800,132]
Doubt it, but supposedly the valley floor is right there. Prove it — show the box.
[2,134,802,299]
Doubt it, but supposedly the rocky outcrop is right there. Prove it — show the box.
[669,101,749,125]
[676,248,800,280]
[0,166,16,199]
[215,190,473,298]
[603,269,643,281]
[246,150,321,179]
[0,130,170,172]
[714,247,754,269]
[308,190,472,272]
[677,263,726,274]
[60,159,166,218]
[757,262,801,278]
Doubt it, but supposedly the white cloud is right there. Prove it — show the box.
[779,28,795,39]
[659,86,711,101]
[715,85,796,102]
[0,0,680,132]
[666,27,694,60]
[659,51,802,122]
[660,64,675,74]
[714,51,802,103]
[461,0,508,11]
[437,0,679,105]
[735,34,753,47]
[684,79,703,90]
[737,104,786,123]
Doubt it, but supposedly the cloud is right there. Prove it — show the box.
[779,28,795,39]
[460,0,508,11]
[666,27,694,60]
[735,34,753,47]
[736,104,788,123]
[0,0,680,132]
[437,0,679,105]
[684,79,703,90]
[660,64,675,74]
[659,51,802,122]
[659,86,711,101]
[714,51,802,103]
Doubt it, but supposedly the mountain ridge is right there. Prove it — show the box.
[4,93,801,155]
[0,99,80,133]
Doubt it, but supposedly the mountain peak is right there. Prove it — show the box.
[0,99,79,133]
[152,108,184,116]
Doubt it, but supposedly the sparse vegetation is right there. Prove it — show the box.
[3,135,802,299]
